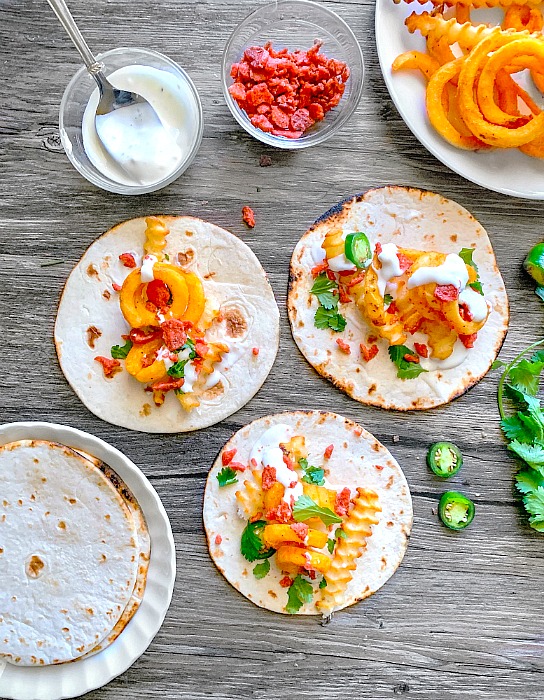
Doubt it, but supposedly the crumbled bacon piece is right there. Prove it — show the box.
[459,303,474,322]
[375,242,382,255]
[148,376,184,393]
[414,343,429,358]
[119,252,136,268]
[339,286,351,304]
[262,466,277,491]
[347,272,365,288]
[326,269,336,281]
[129,327,162,345]
[215,535,222,545]
[324,444,334,459]
[279,575,293,588]
[229,462,247,472]
[222,448,237,466]
[86,325,101,349]
[161,319,192,352]
[266,502,293,523]
[360,343,379,362]
[375,465,384,471]
[434,284,459,302]
[311,261,329,277]
[335,487,351,517]
[387,301,399,315]
[112,282,122,292]
[146,278,171,308]
[252,347,260,356]
[242,205,256,228]
[306,568,316,580]
[403,353,420,363]
[290,523,309,541]
[336,338,351,354]
[397,253,413,271]
[95,356,121,378]
[460,333,478,348]
[195,339,209,358]
[282,451,296,471]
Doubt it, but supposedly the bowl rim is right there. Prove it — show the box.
[59,46,204,195]
[221,0,365,150]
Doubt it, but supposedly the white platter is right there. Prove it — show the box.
[375,0,544,199]
[0,422,176,700]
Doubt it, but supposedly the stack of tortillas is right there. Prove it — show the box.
[0,440,150,666]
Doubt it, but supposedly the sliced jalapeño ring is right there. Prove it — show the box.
[427,442,463,477]
[438,491,475,531]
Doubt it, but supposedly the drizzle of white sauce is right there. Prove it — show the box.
[140,254,157,283]
[407,254,469,291]
[420,339,469,371]
[156,346,175,370]
[249,424,294,470]
[376,243,403,298]
[311,245,326,264]
[182,362,198,393]
[459,287,489,323]
[327,253,357,273]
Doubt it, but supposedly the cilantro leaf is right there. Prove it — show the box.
[459,247,478,271]
[293,494,342,526]
[492,360,506,370]
[327,527,348,554]
[319,577,327,589]
[523,486,544,517]
[310,274,338,310]
[528,515,544,531]
[508,440,544,471]
[216,467,238,487]
[384,294,394,306]
[532,349,544,363]
[314,306,347,332]
[516,469,544,495]
[240,520,275,563]
[508,359,544,396]
[167,359,188,379]
[536,286,544,302]
[501,415,536,443]
[253,560,270,579]
[111,339,132,359]
[164,253,170,261]
[469,281,483,295]
[298,458,325,486]
[336,527,348,540]
[181,338,197,358]
[388,345,428,380]
[286,574,313,614]
[327,538,335,554]
[504,384,542,413]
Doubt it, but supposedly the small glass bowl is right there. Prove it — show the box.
[59,47,203,195]
[221,0,364,150]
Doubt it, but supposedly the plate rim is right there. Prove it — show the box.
[0,421,176,700]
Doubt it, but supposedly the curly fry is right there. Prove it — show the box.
[503,4,544,31]
[392,50,440,80]
[406,12,496,49]
[396,0,540,7]
[144,216,169,261]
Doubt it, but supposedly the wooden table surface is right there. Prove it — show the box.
[2,0,544,698]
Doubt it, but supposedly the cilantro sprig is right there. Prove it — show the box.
[240,520,276,562]
[327,527,348,553]
[253,560,270,579]
[167,339,198,378]
[298,457,325,486]
[293,494,342,526]
[388,345,428,380]
[216,467,238,487]
[459,248,484,295]
[111,339,132,359]
[496,338,544,531]
[311,273,347,333]
[286,574,314,614]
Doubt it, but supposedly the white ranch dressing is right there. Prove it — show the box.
[420,339,469,371]
[249,424,295,468]
[203,369,224,390]
[459,287,489,323]
[140,254,157,283]
[407,254,469,291]
[156,346,175,371]
[82,65,200,187]
[376,243,403,298]
[311,245,326,264]
[182,362,199,393]
[327,253,357,273]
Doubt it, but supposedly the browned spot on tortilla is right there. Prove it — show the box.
[450,234,458,242]
[386,476,394,489]
[177,249,195,266]
[105,514,110,521]
[41,477,47,483]
[387,521,394,527]
[372,442,380,452]
[298,320,303,327]
[202,381,225,400]
[437,373,443,380]
[185,230,194,237]
[86,325,102,349]
[317,414,327,425]
[30,494,35,501]
[381,556,387,570]
[204,271,216,280]
[269,590,277,599]
[343,441,348,448]
[87,608,94,616]
[58,521,66,530]
[62,628,69,633]
[101,554,107,562]
[368,383,377,395]
[224,308,247,338]
[26,555,45,579]
[45,511,50,516]
[103,289,111,300]
[0,548,3,555]
[17,499,22,506]
[69,498,77,505]
[87,263,99,278]
[140,403,151,417]
[33,458,39,464]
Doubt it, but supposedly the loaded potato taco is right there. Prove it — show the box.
[288,186,509,410]
[55,216,279,432]
[204,411,412,616]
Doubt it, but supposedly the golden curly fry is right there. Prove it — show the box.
[317,488,381,615]
[144,216,169,261]
[321,229,345,260]
[392,50,440,80]
[420,320,458,360]
[406,12,494,49]
[236,475,263,520]
[396,0,539,6]
[426,34,457,66]
[503,4,544,31]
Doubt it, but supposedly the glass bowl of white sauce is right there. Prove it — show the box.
[59,47,203,195]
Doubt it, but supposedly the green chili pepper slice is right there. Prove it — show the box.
[427,442,463,477]
[524,242,544,286]
[344,232,372,268]
[438,491,475,531]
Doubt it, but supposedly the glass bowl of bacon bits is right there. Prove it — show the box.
[222,0,364,149]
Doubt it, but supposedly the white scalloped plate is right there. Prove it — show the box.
[0,422,176,700]
[375,0,544,199]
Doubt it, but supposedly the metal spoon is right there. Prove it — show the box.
[46,0,165,181]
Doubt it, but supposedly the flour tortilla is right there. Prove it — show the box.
[0,440,149,666]
[288,187,509,410]
[55,216,280,432]
[203,411,412,615]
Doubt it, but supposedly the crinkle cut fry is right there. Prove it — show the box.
[144,216,169,261]
[406,12,496,49]
[316,488,381,616]
[396,0,540,7]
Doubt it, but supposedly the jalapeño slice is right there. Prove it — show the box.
[427,442,463,477]
[438,491,475,531]
[344,232,372,268]
[524,242,544,286]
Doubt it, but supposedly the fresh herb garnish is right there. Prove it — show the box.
[167,339,198,378]
[298,457,325,486]
[327,527,347,553]
[216,467,238,487]
[253,560,270,579]
[182,338,197,357]
[311,273,347,332]
[459,247,484,295]
[240,520,276,562]
[496,338,544,531]
[327,538,335,554]
[388,345,428,380]
[293,494,342,526]
[164,253,170,261]
[286,574,314,614]
[111,339,132,359]
[384,293,394,306]
[319,577,327,589]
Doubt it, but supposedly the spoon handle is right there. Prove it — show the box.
[46,0,102,74]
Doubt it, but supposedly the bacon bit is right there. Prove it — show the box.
[148,376,184,393]
[242,206,256,228]
[229,462,247,472]
[250,511,263,523]
[368,335,378,344]
[347,272,365,288]
[306,568,316,580]
[403,353,420,363]
[145,301,157,313]
[146,278,171,308]
[339,286,351,304]
[86,325,102,349]
[460,333,478,349]
[195,339,209,358]
[387,301,399,315]
[414,343,429,358]
[222,448,237,466]
[397,253,413,271]
[335,487,351,517]
[459,303,474,322]
[103,290,111,300]
[141,351,157,369]
[282,451,296,471]
[129,327,162,345]
[262,466,277,491]
[119,252,136,268]
[161,319,192,352]
[250,458,258,468]
[360,343,379,362]
[95,356,121,378]
[375,465,384,471]
[338,269,355,277]
[324,444,334,459]
[375,242,382,255]
[112,282,122,292]
[311,261,329,277]
[290,522,309,541]
[279,575,293,588]
[326,269,336,281]
[435,284,459,302]
[215,534,222,545]
[252,347,260,356]
[266,502,293,523]
[353,426,363,437]
[336,338,351,354]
